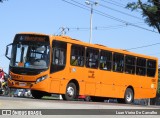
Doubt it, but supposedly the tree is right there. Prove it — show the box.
[0,0,7,3]
[126,0,160,33]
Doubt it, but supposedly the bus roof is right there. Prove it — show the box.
[16,32,158,60]
[18,32,49,36]
[51,35,158,60]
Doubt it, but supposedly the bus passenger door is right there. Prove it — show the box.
[49,40,67,94]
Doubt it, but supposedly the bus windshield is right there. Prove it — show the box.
[10,42,50,69]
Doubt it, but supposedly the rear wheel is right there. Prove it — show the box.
[62,82,78,101]
[124,88,134,104]
[31,90,43,99]
[117,88,134,104]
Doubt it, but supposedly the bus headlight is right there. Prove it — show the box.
[36,75,48,84]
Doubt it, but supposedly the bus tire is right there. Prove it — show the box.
[31,90,43,99]
[124,88,134,104]
[62,82,77,101]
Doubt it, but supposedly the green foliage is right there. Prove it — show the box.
[126,2,140,11]
[126,0,160,33]
[0,0,7,3]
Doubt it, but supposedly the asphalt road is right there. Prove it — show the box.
[0,96,160,118]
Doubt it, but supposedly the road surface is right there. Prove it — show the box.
[0,96,159,118]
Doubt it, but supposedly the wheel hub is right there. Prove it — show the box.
[126,92,132,102]
[67,86,74,97]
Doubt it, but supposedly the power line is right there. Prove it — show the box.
[55,26,160,54]
[66,0,158,33]
[62,0,90,11]
[55,23,145,34]
[109,0,126,6]
[100,0,142,13]
[126,42,160,50]
[69,24,127,30]
[93,1,143,21]
[101,0,125,8]
[55,26,124,35]
[70,0,127,23]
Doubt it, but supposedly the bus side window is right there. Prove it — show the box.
[147,60,156,77]
[125,55,136,74]
[113,53,124,72]
[99,50,112,71]
[86,48,99,69]
[136,58,146,76]
[70,45,85,67]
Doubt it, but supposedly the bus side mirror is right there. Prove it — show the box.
[5,43,12,60]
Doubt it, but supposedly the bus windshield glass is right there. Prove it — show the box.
[10,34,50,69]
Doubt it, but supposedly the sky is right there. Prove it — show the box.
[0,0,160,72]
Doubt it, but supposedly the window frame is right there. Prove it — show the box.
[50,40,67,73]
[85,47,99,69]
[136,57,146,76]
[70,44,85,67]
[99,50,112,71]
[125,55,136,74]
[147,59,156,77]
[113,53,124,73]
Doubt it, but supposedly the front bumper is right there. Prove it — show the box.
[8,78,33,89]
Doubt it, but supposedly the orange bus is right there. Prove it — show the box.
[5,32,158,104]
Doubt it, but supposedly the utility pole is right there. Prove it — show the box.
[85,0,98,44]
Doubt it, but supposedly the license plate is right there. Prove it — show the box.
[19,82,26,86]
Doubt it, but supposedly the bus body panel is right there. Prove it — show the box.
[6,32,158,101]
[30,78,51,92]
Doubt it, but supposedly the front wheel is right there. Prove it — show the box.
[62,82,78,101]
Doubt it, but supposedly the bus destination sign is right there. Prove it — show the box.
[14,34,49,42]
